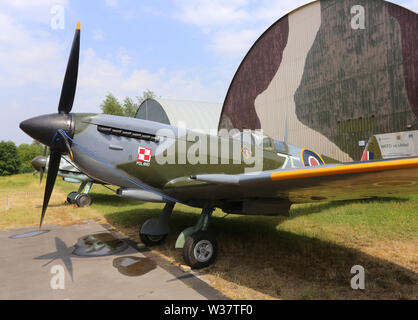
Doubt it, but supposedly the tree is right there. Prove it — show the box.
[100,89,158,118]
[137,89,156,105]
[17,142,44,173]
[32,139,42,146]
[100,93,124,116]
[122,97,138,118]
[0,141,21,176]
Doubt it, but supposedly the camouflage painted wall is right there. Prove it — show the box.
[218,0,418,162]
[218,16,289,131]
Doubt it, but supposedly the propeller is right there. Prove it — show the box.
[40,131,71,230]
[58,21,80,114]
[39,146,47,184]
[20,22,80,231]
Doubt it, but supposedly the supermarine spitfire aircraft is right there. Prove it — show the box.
[31,152,101,207]
[20,23,418,269]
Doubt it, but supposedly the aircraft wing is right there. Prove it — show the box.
[165,157,418,204]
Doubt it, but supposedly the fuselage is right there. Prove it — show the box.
[68,113,323,206]
[21,111,324,209]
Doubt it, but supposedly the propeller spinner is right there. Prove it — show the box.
[20,22,80,231]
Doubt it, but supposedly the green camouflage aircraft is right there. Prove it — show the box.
[20,23,418,269]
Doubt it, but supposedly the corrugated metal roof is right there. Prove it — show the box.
[137,98,222,134]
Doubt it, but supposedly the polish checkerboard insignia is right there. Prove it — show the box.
[137,147,152,165]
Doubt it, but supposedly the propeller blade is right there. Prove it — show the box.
[39,150,61,231]
[37,146,48,184]
[57,21,80,114]
[40,145,47,184]
[39,167,44,185]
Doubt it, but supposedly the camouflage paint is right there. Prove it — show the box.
[254,2,352,162]
[388,3,418,117]
[218,0,418,162]
[294,0,416,161]
[218,16,289,131]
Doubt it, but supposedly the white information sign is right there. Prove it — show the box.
[375,131,417,158]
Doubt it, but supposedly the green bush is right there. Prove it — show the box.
[0,141,21,176]
[17,142,44,173]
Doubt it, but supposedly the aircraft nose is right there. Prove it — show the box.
[20,113,74,146]
[31,156,47,172]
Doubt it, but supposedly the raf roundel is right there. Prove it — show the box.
[137,147,152,162]
[302,149,324,167]
[308,156,320,166]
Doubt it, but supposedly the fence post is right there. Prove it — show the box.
[5,196,10,211]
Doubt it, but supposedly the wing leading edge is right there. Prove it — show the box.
[269,157,418,181]
[185,157,418,204]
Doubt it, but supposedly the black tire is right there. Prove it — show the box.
[140,233,167,246]
[183,231,217,269]
[67,192,79,204]
[75,194,92,207]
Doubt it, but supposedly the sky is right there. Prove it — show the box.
[1,0,417,145]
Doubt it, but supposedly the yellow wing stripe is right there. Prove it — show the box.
[270,158,418,181]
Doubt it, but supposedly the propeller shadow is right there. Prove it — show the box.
[34,235,139,283]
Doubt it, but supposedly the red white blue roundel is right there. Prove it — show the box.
[302,149,324,167]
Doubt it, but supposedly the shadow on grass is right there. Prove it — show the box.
[89,193,150,208]
[210,214,417,299]
[290,197,409,217]
[103,198,417,299]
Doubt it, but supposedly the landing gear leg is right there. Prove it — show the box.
[176,207,217,269]
[139,202,175,246]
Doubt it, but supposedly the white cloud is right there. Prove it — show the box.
[75,48,222,114]
[0,0,68,25]
[0,14,64,87]
[174,0,250,27]
[400,0,418,11]
[0,0,67,8]
[173,0,307,57]
[93,30,104,41]
[210,28,261,57]
[174,0,417,58]
[105,0,119,8]
[0,11,224,145]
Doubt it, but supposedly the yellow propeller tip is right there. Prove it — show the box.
[76,21,81,30]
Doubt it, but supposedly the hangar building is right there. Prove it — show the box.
[135,98,222,135]
[218,0,418,162]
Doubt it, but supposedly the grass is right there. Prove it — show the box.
[0,174,417,299]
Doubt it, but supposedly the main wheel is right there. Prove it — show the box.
[67,192,79,204]
[140,232,167,246]
[183,231,217,269]
[75,194,92,207]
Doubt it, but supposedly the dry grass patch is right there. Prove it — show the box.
[0,179,104,230]
[1,174,417,300]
